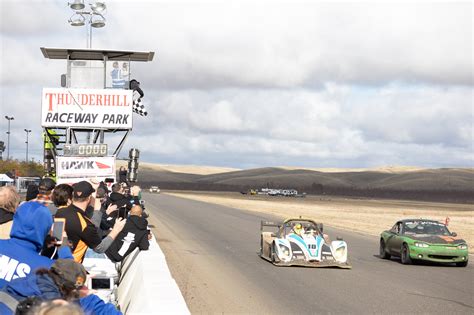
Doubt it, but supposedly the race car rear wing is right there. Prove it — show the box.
[260,220,282,231]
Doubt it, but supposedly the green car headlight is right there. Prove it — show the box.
[457,244,468,250]
[414,242,429,248]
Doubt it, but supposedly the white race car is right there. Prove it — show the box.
[259,218,351,268]
[149,186,160,193]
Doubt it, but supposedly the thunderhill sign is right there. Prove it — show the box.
[41,88,133,129]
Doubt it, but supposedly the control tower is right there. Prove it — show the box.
[40,47,154,183]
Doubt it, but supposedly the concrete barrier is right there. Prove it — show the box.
[116,234,189,314]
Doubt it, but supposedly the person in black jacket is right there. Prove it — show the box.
[108,183,133,220]
[118,166,128,184]
[105,205,150,262]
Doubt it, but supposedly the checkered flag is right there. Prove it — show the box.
[132,90,148,116]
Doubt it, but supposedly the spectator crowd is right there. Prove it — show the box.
[0,175,151,314]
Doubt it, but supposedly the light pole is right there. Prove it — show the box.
[24,129,31,162]
[4,116,14,160]
[68,1,107,48]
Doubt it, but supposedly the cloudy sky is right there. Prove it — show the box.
[1,0,472,169]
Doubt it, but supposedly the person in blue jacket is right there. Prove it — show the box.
[0,259,121,315]
[0,202,73,289]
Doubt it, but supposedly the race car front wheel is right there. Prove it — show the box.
[271,242,279,263]
[379,239,391,259]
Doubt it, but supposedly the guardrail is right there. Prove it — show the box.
[116,234,189,314]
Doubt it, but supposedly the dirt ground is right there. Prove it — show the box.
[166,191,474,252]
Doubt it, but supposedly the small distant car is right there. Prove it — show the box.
[149,186,160,193]
[259,218,351,268]
[380,219,468,266]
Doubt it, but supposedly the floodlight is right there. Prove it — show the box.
[69,0,85,10]
[69,13,85,26]
[91,1,107,14]
[91,14,106,28]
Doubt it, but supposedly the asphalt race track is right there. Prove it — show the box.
[145,193,473,314]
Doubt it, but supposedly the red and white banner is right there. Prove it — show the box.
[56,156,116,178]
[41,88,133,128]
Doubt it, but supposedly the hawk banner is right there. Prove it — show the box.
[56,156,116,178]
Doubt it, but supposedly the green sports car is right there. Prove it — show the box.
[380,219,468,267]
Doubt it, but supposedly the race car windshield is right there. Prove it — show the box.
[284,221,319,236]
[403,221,451,236]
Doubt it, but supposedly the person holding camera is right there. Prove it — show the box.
[0,202,73,289]
[107,183,133,223]
[55,181,126,263]
[0,259,121,315]
[106,205,150,263]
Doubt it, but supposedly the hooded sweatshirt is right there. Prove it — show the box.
[0,273,122,315]
[0,273,61,315]
[0,202,72,289]
[105,215,149,262]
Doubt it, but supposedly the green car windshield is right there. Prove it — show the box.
[403,221,451,236]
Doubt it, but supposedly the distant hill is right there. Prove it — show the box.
[117,161,239,175]
[122,162,474,203]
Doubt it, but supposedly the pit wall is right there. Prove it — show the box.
[116,234,189,314]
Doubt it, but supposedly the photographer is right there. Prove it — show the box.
[129,184,148,218]
[0,202,73,288]
[0,259,87,314]
[106,205,150,263]
[0,259,121,315]
[107,183,133,224]
[55,181,125,263]
[96,184,118,238]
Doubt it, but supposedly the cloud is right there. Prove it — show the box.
[0,0,472,168]
[105,1,473,88]
[0,1,65,36]
[122,83,472,168]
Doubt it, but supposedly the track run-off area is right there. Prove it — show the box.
[145,193,473,314]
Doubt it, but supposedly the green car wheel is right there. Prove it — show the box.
[401,243,412,265]
[456,261,468,267]
[380,239,391,259]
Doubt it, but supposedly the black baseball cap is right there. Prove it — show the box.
[96,186,108,199]
[73,181,95,199]
[51,259,87,289]
[38,177,56,192]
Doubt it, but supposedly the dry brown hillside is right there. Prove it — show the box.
[120,162,474,203]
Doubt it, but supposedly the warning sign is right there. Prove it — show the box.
[41,88,133,129]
